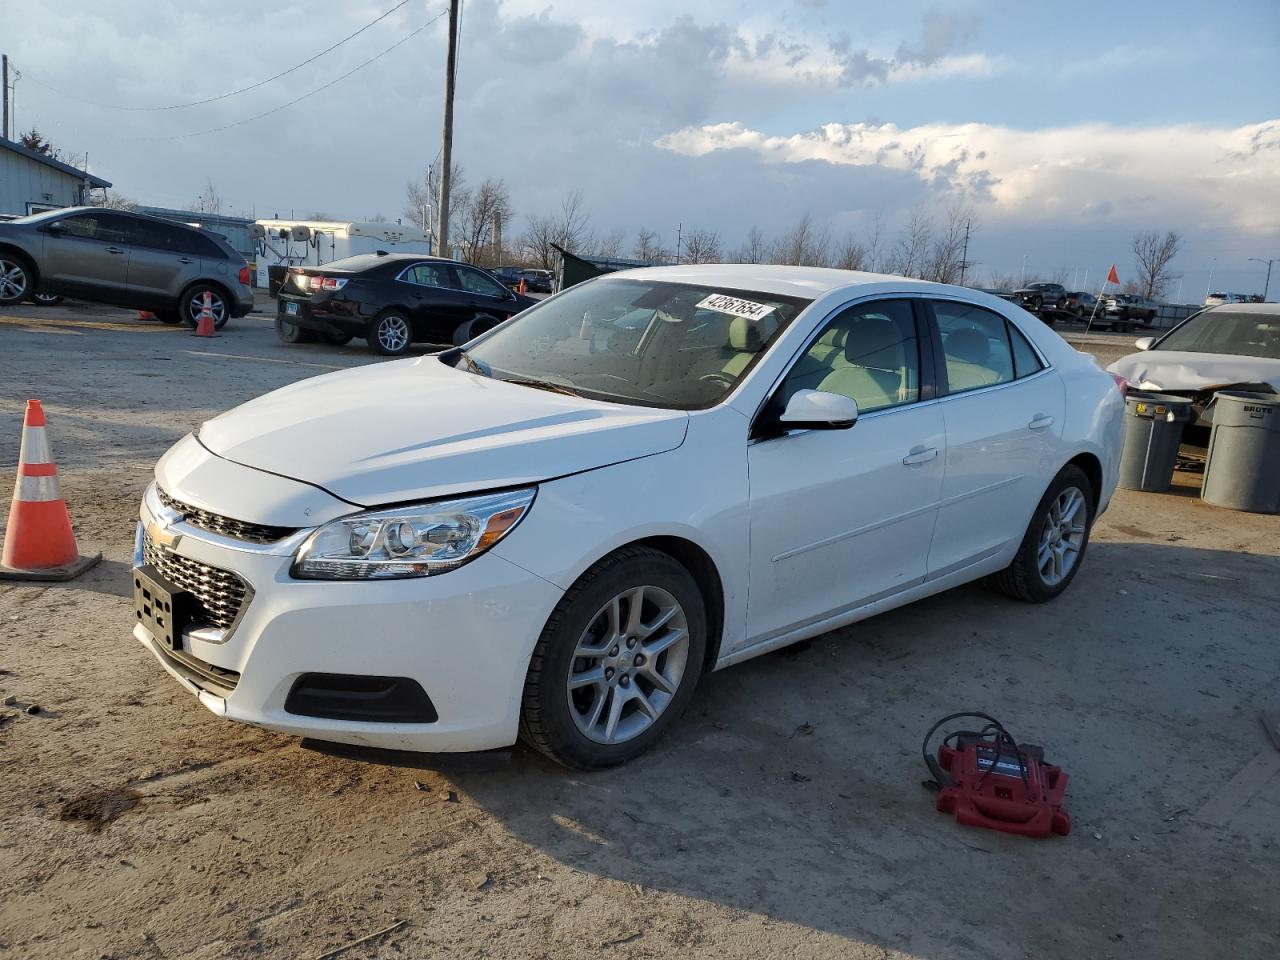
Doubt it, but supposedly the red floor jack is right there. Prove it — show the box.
[922,712,1071,838]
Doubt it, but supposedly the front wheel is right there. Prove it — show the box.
[368,311,413,356]
[275,314,317,344]
[993,465,1094,603]
[0,257,33,306]
[520,546,707,769]
[182,284,230,330]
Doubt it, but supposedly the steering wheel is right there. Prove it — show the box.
[699,372,736,388]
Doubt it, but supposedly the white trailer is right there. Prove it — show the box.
[252,219,432,286]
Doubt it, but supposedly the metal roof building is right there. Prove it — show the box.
[0,137,111,216]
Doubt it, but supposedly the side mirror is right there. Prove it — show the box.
[1134,336,1155,351]
[779,389,858,430]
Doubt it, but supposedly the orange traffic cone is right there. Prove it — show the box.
[1,400,101,581]
[192,291,217,337]
[138,310,156,321]
[518,277,527,296]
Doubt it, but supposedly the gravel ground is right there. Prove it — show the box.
[1,303,1278,960]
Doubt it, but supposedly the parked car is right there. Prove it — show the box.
[521,268,554,293]
[1098,293,1158,331]
[1065,291,1098,317]
[973,286,1016,302]
[135,267,1124,768]
[276,253,538,355]
[1204,292,1248,307]
[0,207,253,327]
[1013,282,1069,312]
[1108,303,1280,446]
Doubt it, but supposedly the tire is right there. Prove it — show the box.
[0,255,33,306]
[322,330,353,346]
[156,310,182,325]
[181,283,231,330]
[275,314,317,344]
[519,546,708,769]
[368,311,413,356]
[28,292,63,306]
[452,314,502,346]
[993,464,1094,604]
[1030,295,1043,311]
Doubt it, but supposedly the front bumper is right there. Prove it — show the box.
[134,491,563,752]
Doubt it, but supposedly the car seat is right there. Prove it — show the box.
[817,315,909,410]
[943,327,1007,391]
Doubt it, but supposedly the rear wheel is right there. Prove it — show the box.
[275,315,317,344]
[993,465,1094,603]
[182,284,230,330]
[368,311,413,356]
[520,546,707,769]
[0,256,33,306]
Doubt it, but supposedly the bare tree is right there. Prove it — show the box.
[864,211,886,272]
[921,203,973,284]
[632,227,662,262]
[520,190,593,270]
[456,177,513,265]
[1132,230,1181,300]
[307,211,334,221]
[89,188,138,211]
[404,163,470,242]
[682,227,723,264]
[986,270,1017,291]
[189,178,224,216]
[732,225,769,263]
[771,213,831,266]
[368,212,390,223]
[832,235,867,271]
[885,208,933,278]
[596,229,626,259]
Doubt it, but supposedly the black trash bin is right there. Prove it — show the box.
[1118,391,1195,492]
[267,264,288,298]
[1201,390,1280,514]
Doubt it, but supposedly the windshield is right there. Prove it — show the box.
[1155,310,1280,360]
[459,277,811,409]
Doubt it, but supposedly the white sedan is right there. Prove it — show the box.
[134,265,1124,768]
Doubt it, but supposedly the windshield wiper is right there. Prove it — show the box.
[498,377,586,398]
[456,349,488,377]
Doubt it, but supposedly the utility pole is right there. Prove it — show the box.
[959,217,971,284]
[3,55,9,141]
[436,0,459,259]
[674,222,682,264]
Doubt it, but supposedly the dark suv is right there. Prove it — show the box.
[0,207,253,327]
[1013,281,1068,312]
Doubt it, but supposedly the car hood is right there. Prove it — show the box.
[197,355,689,506]
[1107,350,1280,393]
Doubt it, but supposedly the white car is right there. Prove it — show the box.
[134,266,1124,768]
[1108,303,1280,442]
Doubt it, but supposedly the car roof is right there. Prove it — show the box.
[602,263,926,299]
[1203,302,1277,315]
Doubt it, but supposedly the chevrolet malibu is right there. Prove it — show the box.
[134,265,1124,769]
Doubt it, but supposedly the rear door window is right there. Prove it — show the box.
[455,266,509,299]
[128,219,187,251]
[1008,322,1045,378]
[933,301,1016,394]
[402,263,450,288]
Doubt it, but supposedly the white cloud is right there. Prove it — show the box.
[656,119,1280,232]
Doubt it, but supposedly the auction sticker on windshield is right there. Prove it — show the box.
[696,293,775,322]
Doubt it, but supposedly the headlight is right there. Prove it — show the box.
[291,488,535,580]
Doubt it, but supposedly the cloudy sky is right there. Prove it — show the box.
[5,0,1279,296]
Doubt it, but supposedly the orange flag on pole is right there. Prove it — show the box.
[1106,264,1119,285]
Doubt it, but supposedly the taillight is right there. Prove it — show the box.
[238,265,250,285]
[317,277,348,291]
[1111,373,1129,400]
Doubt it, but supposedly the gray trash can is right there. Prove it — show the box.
[1118,391,1195,492]
[1201,391,1280,513]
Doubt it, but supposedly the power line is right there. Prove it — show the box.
[139,11,447,141]
[19,0,419,112]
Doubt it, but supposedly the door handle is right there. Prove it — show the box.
[105,246,124,254]
[902,446,938,466]
[1028,414,1055,430]
[178,257,194,264]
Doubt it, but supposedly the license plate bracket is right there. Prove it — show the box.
[133,564,196,651]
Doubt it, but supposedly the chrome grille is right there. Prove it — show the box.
[143,535,247,630]
[157,487,296,544]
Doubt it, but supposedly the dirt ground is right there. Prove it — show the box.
[1,303,1278,960]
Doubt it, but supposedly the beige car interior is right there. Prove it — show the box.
[784,308,919,413]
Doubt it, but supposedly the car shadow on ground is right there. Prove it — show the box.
[317,540,1280,959]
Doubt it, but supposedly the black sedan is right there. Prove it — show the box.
[276,254,537,355]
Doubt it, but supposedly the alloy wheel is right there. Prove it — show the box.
[567,585,690,745]
[1037,486,1087,586]
[1,260,29,301]
[377,315,410,352]
[188,291,226,325]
